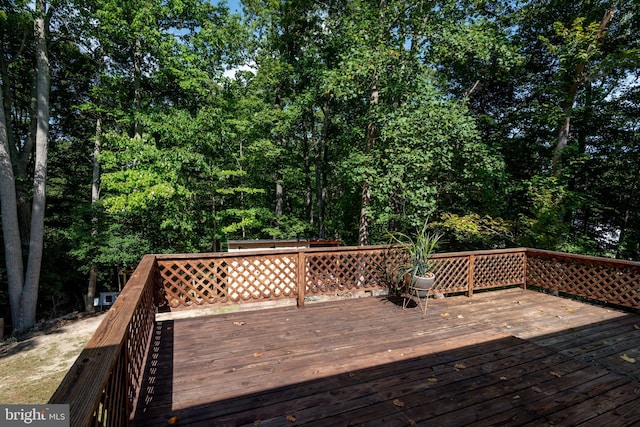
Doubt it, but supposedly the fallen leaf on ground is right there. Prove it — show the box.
[233,321,246,326]
[620,354,636,363]
[253,352,262,357]
[441,313,450,317]
[286,415,296,423]
[566,307,575,313]
[454,363,466,371]
[167,415,179,424]
[549,371,562,378]
[457,315,464,319]
[427,377,438,383]
[500,376,508,381]
[392,399,405,408]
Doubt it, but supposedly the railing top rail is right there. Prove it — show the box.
[526,248,640,269]
[153,245,394,259]
[152,246,530,260]
[431,247,528,259]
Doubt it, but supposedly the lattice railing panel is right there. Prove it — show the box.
[528,253,640,309]
[152,248,636,309]
[92,258,158,427]
[431,257,469,293]
[125,277,156,406]
[474,252,526,289]
[305,248,402,295]
[158,255,298,307]
[50,255,159,427]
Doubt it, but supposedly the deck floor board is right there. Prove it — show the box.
[132,288,640,426]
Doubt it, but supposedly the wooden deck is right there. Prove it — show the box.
[131,288,640,426]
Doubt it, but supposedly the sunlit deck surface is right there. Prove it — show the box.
[132,288,640,426]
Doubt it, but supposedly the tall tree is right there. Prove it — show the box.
[546,7,615,178]
[0,0,51,333]
[501,0,640,251]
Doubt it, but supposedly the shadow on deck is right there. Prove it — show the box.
[131,288,640,426]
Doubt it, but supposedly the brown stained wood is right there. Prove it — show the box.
[533,380,640,426]
[45,247,640,427]
[299,342,574,427]
[527,249,640,310]
[532,315,639,350]
[467,254,475,297]
[580,394,640,426]
[49,254,158,427]
[155,248,533,309]
[132,289,640,426]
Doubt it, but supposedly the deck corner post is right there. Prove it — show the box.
[297,250,306,308]
[522,249,528,290]
[468,255,475,297]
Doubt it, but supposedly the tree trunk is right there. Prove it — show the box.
[133,37,142,139]
[1,51,32,261]
[317,103,331,239]
[275,179,283,217]
[320,143,328,239]
[17,82,38,257]
[0,69,26,336]
[302,112,313,226]
[551,7,614,178]
[358,0,385,246]
[20,0,50,333]
[615,158,639,259]
[358,79,379,246]
[551,95,576,178]
[358,181,371,246]
[315,114,325,239]
[85,116,102,313]
[85,265,98,312]
[2,0,50,334]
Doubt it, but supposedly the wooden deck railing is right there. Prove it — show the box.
[49,247,639,426]
[526,248,640,309]
[155,245,405,308]
[154,247,529,308]
[49,255,160,427]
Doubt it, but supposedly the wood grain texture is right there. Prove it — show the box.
[50,247,640,426]
[131,289,640,426]
[49,255,158,427]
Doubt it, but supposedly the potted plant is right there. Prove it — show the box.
[388,221,443,297]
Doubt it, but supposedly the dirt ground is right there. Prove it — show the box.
[0,312,105,404]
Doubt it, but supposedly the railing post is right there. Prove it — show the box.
[468,254,475,297]
[522,249,528,290]
[297,250,306,308]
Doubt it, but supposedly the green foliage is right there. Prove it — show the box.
[540,17,606,75]
[436,213,514,251]
[517,176,572,249]
[3,0,640,324]
[387,220,443,278]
